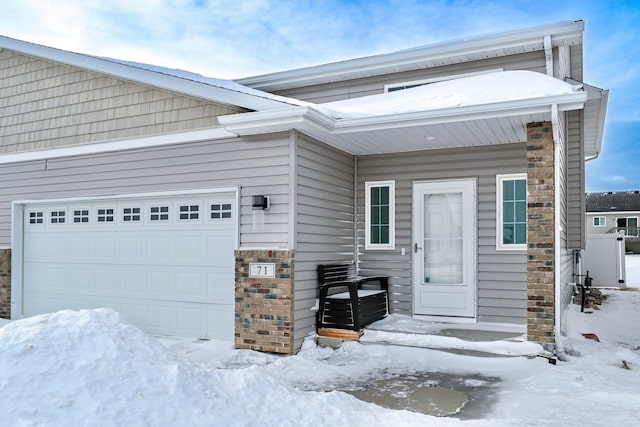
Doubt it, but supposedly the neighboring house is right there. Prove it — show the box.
[586,191,640,254]
[0,20,608,354]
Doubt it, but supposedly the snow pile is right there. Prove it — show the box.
[0,309,455,426]
[1,287,639,426]
[317,70,582,119]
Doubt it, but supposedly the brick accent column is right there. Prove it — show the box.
[0,248,11,319]
[526,122,555,348]
[235,249,295,354]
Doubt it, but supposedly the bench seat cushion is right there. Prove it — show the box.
[327,289,386,300]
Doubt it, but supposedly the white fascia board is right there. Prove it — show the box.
[328,93,587,133]
[219,106,334,134]
[587,88,609,161]
[219,92,586,136]
[0,36,293,111]
[0,128,236,164]
[239,21,584,90]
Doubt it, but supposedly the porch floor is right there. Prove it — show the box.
[359,314,544,358]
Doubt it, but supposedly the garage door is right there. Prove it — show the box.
[20,191,237,340]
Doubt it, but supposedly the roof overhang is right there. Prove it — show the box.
[238,20,585,92]
[219,92,587,155]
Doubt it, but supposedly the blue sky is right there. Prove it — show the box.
[1,0,638,192]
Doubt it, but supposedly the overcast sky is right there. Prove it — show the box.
[1,0,638,192]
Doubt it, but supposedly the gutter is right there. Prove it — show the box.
[219,92,588,136]
[238,20,584,91]
[551,103,563,350]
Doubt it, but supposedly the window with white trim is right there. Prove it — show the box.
[497,174,527,250]
[97,208,115,223]
[617,217,638,237]
[122,207,141,222]
[365,180,395,250]
[28,211,44,225]
[149,205,170,222]
[178,204,200,221]
[50,210,66,224]
[385,69,503,93]
[210,203,232,220]
[73,209,90,224]
[593,216,606,227]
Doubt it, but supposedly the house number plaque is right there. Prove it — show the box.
[249,263,276,278]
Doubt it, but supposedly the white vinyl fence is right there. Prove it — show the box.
[583,233,626,287]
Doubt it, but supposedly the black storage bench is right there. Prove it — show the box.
[317,264,389,333]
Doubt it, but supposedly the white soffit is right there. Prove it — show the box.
[221,71,588,155]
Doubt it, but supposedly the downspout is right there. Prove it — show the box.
[545,35,564,350]
[551,103,562,348]
[354,155,359,266]
[544,35,553,76]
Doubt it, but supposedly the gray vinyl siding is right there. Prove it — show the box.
[0,134,292,247]
[293,133,355,348]
[356,143,528,324]
[567,110,585,249]
[0,49,244,153]
[269,52,546,103]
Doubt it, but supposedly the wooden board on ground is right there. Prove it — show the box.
[317,328,363,340]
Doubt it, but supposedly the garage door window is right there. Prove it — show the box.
[97,208,115,223]
[211,203,232,220]
[179,204,200,221]
[73,209,90,224]
[122,207,141,222]
[28,211,44,225]
[149,205,170,222]
[50,210,66,224]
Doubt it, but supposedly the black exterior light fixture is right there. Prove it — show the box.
[252,195,270,210]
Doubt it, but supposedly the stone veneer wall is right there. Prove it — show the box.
[0,248,11,319]
[235,249,295,354]
[526,121,556,348]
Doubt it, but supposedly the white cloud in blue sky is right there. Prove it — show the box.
[1,0,638,191]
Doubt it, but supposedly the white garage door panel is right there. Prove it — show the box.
[24,264,235,302]
[21,193,237,340]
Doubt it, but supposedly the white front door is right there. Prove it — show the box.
[412,179,476,317]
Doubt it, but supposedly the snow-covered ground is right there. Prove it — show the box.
[1,261,639,426]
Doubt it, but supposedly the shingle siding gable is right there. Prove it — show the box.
[0,49,245,153]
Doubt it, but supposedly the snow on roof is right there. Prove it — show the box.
[586,191,640,212]
[317,70,583,119]
[0,34,304,111]
[103,58,308,107]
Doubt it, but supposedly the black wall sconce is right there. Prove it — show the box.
[252,195,270,210]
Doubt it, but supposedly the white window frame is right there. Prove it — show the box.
[176,200,203,223]
[71,206,91,226]
[145,202,172,225]
[384,69,503,93]
[47,207,68,226]
[593,216,606,227]
[26,209,45,227]
[365,180,395,251]
[207,199,234,223]
[496,173,527,251]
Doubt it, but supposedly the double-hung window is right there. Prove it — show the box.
[593,216,606,227]
[365,180,395,250]
[497,174,527,250]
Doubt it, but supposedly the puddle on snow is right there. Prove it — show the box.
[320,372,499,419]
